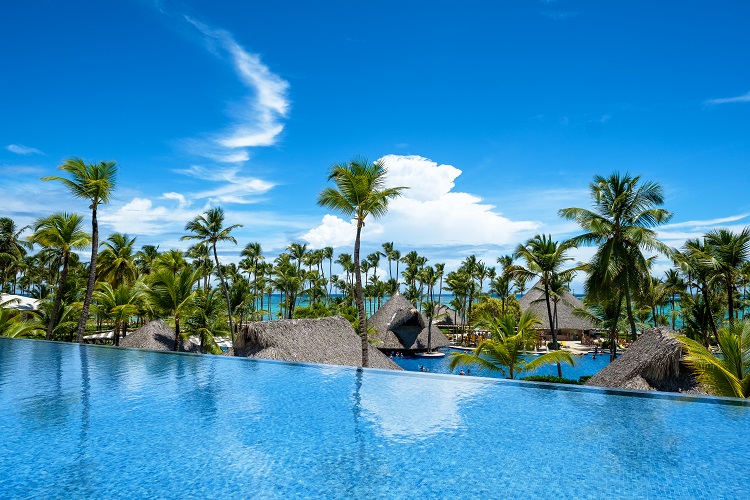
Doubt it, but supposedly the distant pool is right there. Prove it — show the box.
[393,348,613,379]
[2,339,749,498]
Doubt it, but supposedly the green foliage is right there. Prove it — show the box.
[449,310,576,379]
[469,296,521,324]
[292,302,332,319]
[676,319,750,398]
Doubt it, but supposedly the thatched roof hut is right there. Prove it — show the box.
[519,282,597,332]
[585,327,701,393]
[119,320,199,353]
[434,303,465,327]
[233,316,401,370]
[369,293,450,352]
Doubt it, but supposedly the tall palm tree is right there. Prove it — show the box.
[514,235,576,350]
[241,242,264,312]
[43,157,117,343]
[147,267,201,351]
[663,268,685,330]
[559,172,673,342]
[322,246,334,301]
[135,244,160,277]
[317,157,407,367]
[448,311,575,379]
[382,242,395,280]
[30,213,91,340]
[182,207,242,342]
[704,228,750,325]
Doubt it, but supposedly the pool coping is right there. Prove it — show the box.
[3,337,749,408]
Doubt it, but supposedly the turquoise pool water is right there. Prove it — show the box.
[1,338,749,499]
[393,348,613,379]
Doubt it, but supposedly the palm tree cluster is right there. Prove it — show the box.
[4,159,750,393]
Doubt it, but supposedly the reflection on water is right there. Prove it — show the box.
[360,372,489,443]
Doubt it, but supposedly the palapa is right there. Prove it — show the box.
[119,320,199,353]
[369,292,450,352]
[519,282,597,332]
[232,315,401,370]
[585,327,702,393]
[433,303,465,327]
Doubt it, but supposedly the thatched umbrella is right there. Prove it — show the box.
[434,303,464,327]
[585,327,702,393]
[369,293,450,352]
[119,320,199,353]
[233,315,401,370]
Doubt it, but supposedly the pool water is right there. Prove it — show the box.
[2,339,749,499]
[393,348,613,379]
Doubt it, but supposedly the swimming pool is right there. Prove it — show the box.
[393,348,613,379]
[2,338,749,498]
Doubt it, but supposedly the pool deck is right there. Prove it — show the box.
[450,340,612,356]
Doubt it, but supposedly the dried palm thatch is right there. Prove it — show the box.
[519,282,597,332]
[586,327,701,393]
[119,320,199,353]
[434,303,465,327]
[233,315,401,370]
[369,293,450,351]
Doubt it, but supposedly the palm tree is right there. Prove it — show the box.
[675,319,750,398]
[514,235,576,349]
[704,228,750,325]
[30,213,91,340]
[287,242,308,273]
[448,311,575,379]
[663,268,685,330]
[93,282,143,346]
[0,217,32,291]
[43,157,117,343]
[182,207,242,342]
[241,242,264,313]
[147,267,201,351]
[97,233,138,287]
[559,172,673,342]
[135,244,160,277]
[421,301,445,353]
[317,157,407,367]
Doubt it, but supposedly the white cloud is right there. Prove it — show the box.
[100,197,204,235]
[302,155,540,249]
[185,16,289,156]
[174,164,275,204]
[6,144,43,155]
[704,91,750,105]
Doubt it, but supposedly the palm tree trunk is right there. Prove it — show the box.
[47,252,69,340]
[727,278,735,325]
[701,284,719,344]
[76,206,99,344]
[213,243,235,342]
[173,317,180,351]
[625,283,637,342]
[114,321,120,347]
[353,221,368,368]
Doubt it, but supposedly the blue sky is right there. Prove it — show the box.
[2,0,749,289]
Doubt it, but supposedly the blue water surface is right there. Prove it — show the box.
[1,338,749,499]
[393,347,613,379]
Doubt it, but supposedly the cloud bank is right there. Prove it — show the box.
[302,155,540,249]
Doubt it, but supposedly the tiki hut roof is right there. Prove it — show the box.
[119,320,199,353]
[369,293,450,351]
[434,303,465,327]
[232,316,401,370]
[585,327,702,393]
[519,282,597,331]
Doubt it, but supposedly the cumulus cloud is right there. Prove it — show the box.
[185,16,289,157]
[704,91,750,105]
[302,155,540,249]
[6,144,43,155]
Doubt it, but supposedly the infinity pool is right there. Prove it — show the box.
[2,339,749,498]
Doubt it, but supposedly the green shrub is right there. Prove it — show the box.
[520,375,582,385]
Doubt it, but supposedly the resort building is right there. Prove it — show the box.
[519,282,598,341]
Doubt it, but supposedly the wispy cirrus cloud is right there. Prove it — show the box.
[6,144,43,155]
[184,16,290,160]
[175,164,275,204]
[704,91,750,105]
